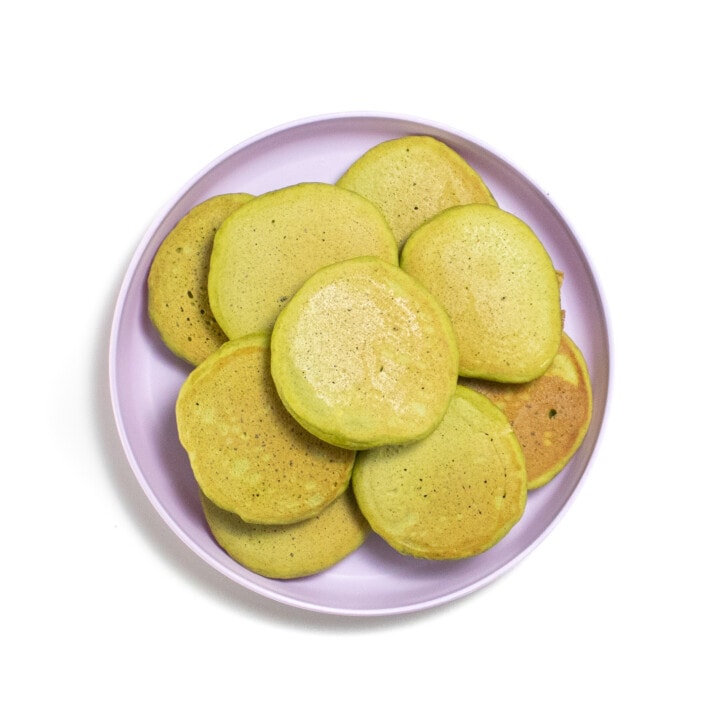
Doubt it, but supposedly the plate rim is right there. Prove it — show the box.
[108,111,611,617]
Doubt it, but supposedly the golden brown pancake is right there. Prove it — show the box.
[460,333,593,490]
[207,182,398,340]
[147,193,254,365]
[352,386,527,560]
[401,203,562,382]
[176,333,356,524]
[200,487,369,579]
[270,256,459,450]
[337,135,496,248]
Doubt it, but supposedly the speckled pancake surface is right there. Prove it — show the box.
[460,333,593,490]
[401,203,563,382]
[352,386,527,560]
[207,182,398,340]
[270,256,459,450]
[337,135,496,248]
[147,193,254,366]
[176,333,355,525]
[200,488,369,579]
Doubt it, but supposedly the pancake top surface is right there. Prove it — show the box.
[337,135,496,248]
[460,332,593,489]
[352,386,527,560]
[176,333,355,525]
[207,182,398,340]
[200,488,369,579]
[270,256,459,450]
[401,203,562,382]
[147,193,254,365]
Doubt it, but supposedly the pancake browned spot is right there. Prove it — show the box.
[460,333,593,489]
[176,333,356,525]
[148,193,254,365]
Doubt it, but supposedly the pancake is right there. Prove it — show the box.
[401,203,562,382]
[352,386,527,560]
[200,487,369,579]
[460,332,593,489]
[147,192,254,365]
[176,333,356,525]
[337,135,496,248]
[207,182,398,340]
[270,256,459,450]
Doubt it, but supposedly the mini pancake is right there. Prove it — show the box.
[147,193,254,365]
[352,386,527,560]
[337,135,496,248]
[460,333,593,490]
[401,203,562,383]
[200,487,368,579]
[270,256,459,450]
[176,333,356,525]
[207,182,398,340]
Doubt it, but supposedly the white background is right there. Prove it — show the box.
[3,1,718,717]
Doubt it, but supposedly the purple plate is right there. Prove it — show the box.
[109,113,610,616]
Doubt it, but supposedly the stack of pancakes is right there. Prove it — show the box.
[148,135,593,578]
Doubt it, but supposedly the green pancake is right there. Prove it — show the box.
[176,333,356,525]
[337,135,496,248]
[352,386,527,560]
[270,256,459,450]
[147,193,254,365]
[401,203,562,382]
[207,182,398,340]
[200,487,369,579]
[460,332,593,489]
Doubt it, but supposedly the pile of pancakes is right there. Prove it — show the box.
[148,135,593,578]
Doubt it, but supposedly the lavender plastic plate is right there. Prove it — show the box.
[109,113,610,616]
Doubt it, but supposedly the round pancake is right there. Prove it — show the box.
[147,192,254,365]
[460,333,593,490]
[352,386,527,560]
[337,135,497,248]
[270,256,459,450]
[176,333,356,525]
[401,203,562,382]
[207,182,398,340]
[200,487,369,579]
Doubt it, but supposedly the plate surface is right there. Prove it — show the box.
[109,113,610,616]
